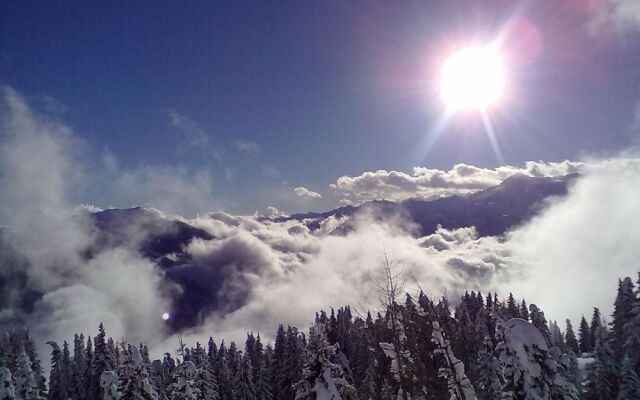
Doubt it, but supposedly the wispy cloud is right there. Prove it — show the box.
[233,139,261,156]
[167,109,209,147]
[587,0,640,38]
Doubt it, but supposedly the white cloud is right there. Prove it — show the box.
[331,161,582,205]
[294,186,322,199]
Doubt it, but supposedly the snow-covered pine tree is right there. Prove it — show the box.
[431,320,477,400]
[528,304,551,344]
[233,351,256,400]
[0,367,14,400]
[496,318,559,400]
[549,321,566,351]
[93,323,116,400]
[47,341,68,400]
[564,320,580,354]
[617,357,640,400]
[294,322,356,400]
[623,273,640,376]
[583,327,619,400]
[118,344,158,400]
[192,344,219,400]
[69,334,87,400]
[216,342,233,400]
[474,336,502,400]
[253,357,272,400]
[99,371,120,400]
[14,347,41,400]
[167,361,199,400]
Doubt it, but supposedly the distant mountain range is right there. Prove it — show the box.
[275,173,577,237]
[0,173,577,330]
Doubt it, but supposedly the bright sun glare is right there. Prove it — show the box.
[440,46,505,111]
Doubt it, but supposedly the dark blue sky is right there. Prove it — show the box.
[1,1,638,213]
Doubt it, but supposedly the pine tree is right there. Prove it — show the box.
[590,308,602,351]
[617,357,640,400]
[519,300,529,321]
[99,371,120,400]
[193,344,219,400]
[216,342,233,400]
[529,304,551,344]
[475,336,502,400]
[431,320,477,400]
[70,334,86,400]
[624,275,640,376]
[84,338,94,400]
[233,352,255,400]
[118,344,158,400]
[47,342,67,400]
[505,293,518,320]
[584,327,619,399]
[0,367,15,400]
[579,316,593,354]
[14,347,41,400]
[167,361,199,400]
[294,322,356,400]
[24,333,46,398]
[565,319,580,354]
[611,277,635,362]
[92,323,115,400]
[496,318,567,400]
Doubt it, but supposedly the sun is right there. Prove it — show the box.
[440,46,505,111]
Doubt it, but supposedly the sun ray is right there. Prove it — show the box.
[481,110,504,164]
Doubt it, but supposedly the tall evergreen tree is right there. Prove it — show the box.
[233,352,255,400]
[14,347,41,400]
[617,357,640,400]
[590,308,602,351]
[579,316,593,353]
[565,319,580,354]
[611,277,635,362]
[47,342,67,400]
[584,327,619,400]
[475,336,502,400]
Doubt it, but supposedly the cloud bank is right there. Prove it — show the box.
[331,161,583,205]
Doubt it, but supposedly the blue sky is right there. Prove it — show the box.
[1,0,639,214]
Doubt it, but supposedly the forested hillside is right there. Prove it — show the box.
[2,272,639,400]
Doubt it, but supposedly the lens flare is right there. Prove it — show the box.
[440,46,505,111]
